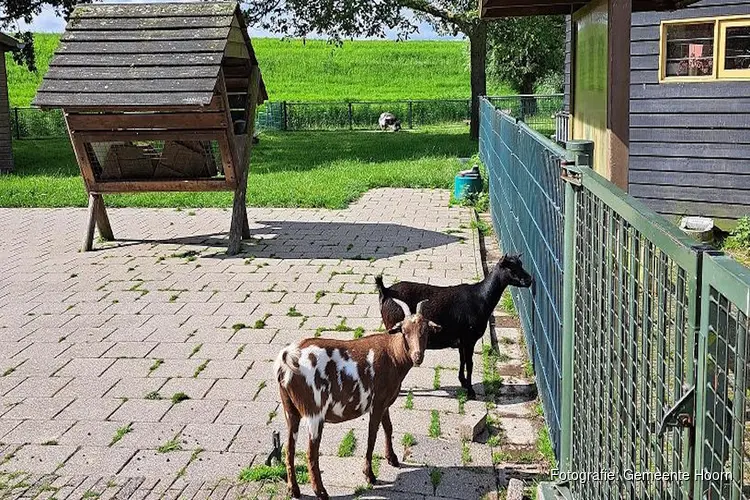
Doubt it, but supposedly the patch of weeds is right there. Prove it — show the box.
[443,228,463,235]
[314,327,324,338]
[334,318,352,332]
[254,313,271,329]
[187,211,196,216]
[353,326,365,339]
[189,343,203,358]
[244,256,255,265]
[267,410,277,425]
[236,344,246,357]
[148,358,164,375]
[169,294,179,302]
[144,391,162,400]
[82,491,100,499]
[401,433,416,447]
[193,360,209,378]
[287,306,302,317]
[1,366,16,377]
[315,290,326,302]
[338,429,357,457]
[537,426,556,466]
[354,484,373,496]
[176,447,203,479]
[299,316,308,328]
[239,461,309,484]
[492,450,511,465]
[157,437,182,453]
[461,440,472,465]
[65,304,75,311]
[372,454,382,478]
[457,388,468,414]
[109,423,132,446]
[171,392,190,404]
[500,336,514,345]
[404,390,414,409]
[534,401,544,417]
[524,359,535,379]
[500,291,517,317]
[41,440,58,446]
[429,410,441,438]
[470,217,493,236]
[232,323,247,332]
[497,351,511,363]
[253,380,266,401]
[429,468,443,493]
[433,366,441,390]
[482,345,503,399]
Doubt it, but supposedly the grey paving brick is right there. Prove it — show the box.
[0,444,78,474]
[1,419,74,445]
[108,400,172,423]
[2,397,73,420]
[58,420,128,448]
[56,398,123,421]
[117,449,192,479]
[178,423,239,453]
[58,446,137,476]
[114,422,184,450]
[161,400,226,425]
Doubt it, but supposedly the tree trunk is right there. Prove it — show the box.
[468,23,487,141]
[519,75,537,119]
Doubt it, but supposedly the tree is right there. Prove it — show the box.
[0,0,89,71]
[244,0,488,139]
[487,16,565,96]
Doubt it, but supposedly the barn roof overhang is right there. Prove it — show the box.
[479,0,701,18]
[0,33,23,50]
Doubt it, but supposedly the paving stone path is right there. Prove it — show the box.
[0,189,538,500]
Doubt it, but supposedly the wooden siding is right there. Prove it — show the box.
[630,0,750,221]
[0,53,13,173]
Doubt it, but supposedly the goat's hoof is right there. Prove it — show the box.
[387,452,400,467]
[288,484,301,498]
[364,469,377,485]
[314,488,329,500]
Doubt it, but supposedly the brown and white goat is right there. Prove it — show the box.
[274,299,440,499]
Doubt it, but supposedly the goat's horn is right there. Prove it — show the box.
[391,298,411,317]
[416,300,428,315]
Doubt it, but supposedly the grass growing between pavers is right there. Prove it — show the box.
[157,437,183,453]
[429,410,441,438]
[404,390,414,410]
[239,460,309,484]
[482,345,503,399]
[171,392,190,404]
[109,423,132,446]
[401,433,417,447]
[337,430,357,457]
[500,291,517,318]
[5,128,475,209]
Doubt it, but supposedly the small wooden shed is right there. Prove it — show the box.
[0,33,23,174]
[34,2,268,254]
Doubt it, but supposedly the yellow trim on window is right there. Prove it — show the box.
[658,18,717,83]
[718,19,750,79]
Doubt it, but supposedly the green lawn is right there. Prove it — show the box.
[3,127,475,208]
[8,35,512,107]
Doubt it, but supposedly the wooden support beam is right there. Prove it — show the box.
[227,64,260,255]
[82,193,114,251]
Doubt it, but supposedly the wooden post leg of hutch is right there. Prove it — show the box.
[93,194,115,241]
[82,192,114,252]
[228,64,262,255]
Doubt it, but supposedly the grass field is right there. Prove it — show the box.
[7,35,512,107]
[3,126,475,208]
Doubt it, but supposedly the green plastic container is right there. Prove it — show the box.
[454,167,483,201]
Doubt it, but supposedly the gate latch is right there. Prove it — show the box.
[657,385,695,437]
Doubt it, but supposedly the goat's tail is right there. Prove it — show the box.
[274,343,301,387]
[374,275,388,302]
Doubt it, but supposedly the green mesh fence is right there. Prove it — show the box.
[696,255,750,500]
[571,170,701,499]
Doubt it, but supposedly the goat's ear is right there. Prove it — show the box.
[428,321,442,333]
[388,322,403,334]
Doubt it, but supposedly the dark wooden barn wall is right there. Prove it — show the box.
[630,0,750,221]
[0,52,13,173]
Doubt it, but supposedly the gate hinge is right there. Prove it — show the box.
[657,385,695,437]
[560,161,581,186]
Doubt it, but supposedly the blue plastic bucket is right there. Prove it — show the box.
[454,172,482,201]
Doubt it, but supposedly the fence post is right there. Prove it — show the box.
[408,100,413,129]
[559,139,593,472]
[14,108,20,139]
[348,102,353,130]
[282,101,288,131]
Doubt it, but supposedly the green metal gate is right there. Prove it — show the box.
[479,97,750,500]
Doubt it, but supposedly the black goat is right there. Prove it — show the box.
[375,254,533,399]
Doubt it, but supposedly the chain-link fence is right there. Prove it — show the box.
[10,94,564,139]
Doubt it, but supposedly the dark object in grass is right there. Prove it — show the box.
[376,254,533,400]
[265,430,283,466]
